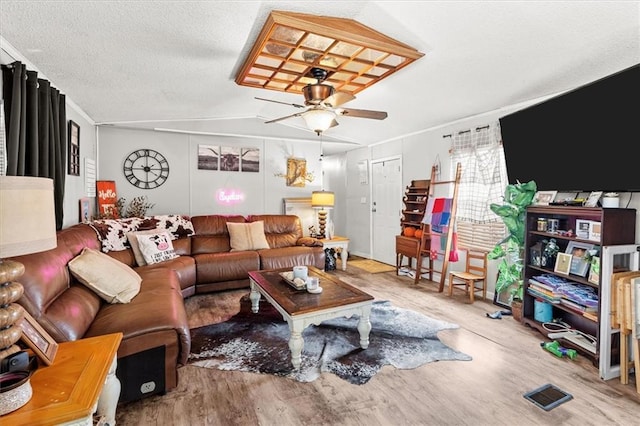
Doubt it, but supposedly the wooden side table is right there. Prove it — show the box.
[320,236,350,270]
[2,333,122,426]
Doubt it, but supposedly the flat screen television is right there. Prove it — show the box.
[499,64,639,192]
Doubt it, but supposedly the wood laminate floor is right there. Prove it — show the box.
[115,263,639,425]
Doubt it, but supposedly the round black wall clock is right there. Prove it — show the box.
[123,149,169,189]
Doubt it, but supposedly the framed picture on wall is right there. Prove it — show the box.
[198,145,219,170]
[68,120,80,176]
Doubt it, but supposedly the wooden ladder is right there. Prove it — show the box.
[414,163,462,290]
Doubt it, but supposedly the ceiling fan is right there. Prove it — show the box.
[256,68,388,135]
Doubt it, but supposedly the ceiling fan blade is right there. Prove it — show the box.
[264,111,304,124]
[323,91,355,107]
[255,97,306,109]
[337,108,388,120]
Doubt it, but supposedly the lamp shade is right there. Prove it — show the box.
[0,176,57,258]
[311,190,335,208]
[302,109,337,135]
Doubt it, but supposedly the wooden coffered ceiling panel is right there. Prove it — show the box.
[235,10,424,96]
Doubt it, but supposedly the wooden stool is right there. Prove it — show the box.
[448,249,488,303]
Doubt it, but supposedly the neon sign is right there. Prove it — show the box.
[216,189,245,205]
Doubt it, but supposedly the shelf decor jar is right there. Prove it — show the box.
[601,192,620,208]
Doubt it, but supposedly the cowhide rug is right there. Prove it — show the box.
[188,298,472,385]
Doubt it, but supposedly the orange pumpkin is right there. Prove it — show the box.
[414,229,423,239]
[403,227,416,237]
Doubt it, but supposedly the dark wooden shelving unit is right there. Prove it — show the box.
[522,205,636,365]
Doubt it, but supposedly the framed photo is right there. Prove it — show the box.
[575,219,591,239]
[584,191,603,207]
[18,310,58,365]
[565,241,594,276]
[588,256,600,285]
[286,158,307,187]
[533,191,558,205]
[79,197,91,223]
[554,252,572,275]
[67,120,80,176]
[493,282,519,309]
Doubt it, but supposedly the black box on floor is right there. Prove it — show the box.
[116,345,166,403]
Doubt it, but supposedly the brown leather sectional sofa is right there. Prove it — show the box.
[13,214,325,401]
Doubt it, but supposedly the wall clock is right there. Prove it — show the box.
[123,149,169,189]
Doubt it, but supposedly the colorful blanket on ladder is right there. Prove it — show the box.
[422,198,459,261]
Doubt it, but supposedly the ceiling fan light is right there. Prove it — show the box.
[302,109,337,135]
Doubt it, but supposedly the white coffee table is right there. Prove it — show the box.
[248,266,373,369]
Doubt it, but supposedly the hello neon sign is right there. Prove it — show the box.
[216,189,245,205]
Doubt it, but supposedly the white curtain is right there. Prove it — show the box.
[449,122,508,251]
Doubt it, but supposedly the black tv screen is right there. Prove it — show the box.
[500,64,639,192]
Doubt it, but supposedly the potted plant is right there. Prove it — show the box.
[488,180,537,321]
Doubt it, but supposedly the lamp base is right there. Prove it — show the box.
[317,210,328,239]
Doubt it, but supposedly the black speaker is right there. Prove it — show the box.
[116,345,166,403]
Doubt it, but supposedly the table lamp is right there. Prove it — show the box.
[311,190,334,239]
[0,176,57,367]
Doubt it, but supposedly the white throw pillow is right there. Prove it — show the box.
[68,247,142,304]
[136,231,179,265]
[227,221,270,251]
[127,229,169,266]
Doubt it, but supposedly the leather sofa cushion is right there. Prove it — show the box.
[136,255,197,292]
[258,246,325,270]
[248,215,302,248]
[190,215,246,254]
[85,268,191,367]
[193,251,260,284]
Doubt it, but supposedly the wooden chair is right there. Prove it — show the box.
[448,248,488,303]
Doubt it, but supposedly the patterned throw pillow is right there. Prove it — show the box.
[135,231,180,265]
[127,229,169,266]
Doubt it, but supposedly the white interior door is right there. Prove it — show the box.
[371,157,402,265]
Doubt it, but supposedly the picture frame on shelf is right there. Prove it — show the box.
[565,241,594,277]
[575,219,591,239]
[588,256,600,285]
[554,252,572,275]
[18,309,58,365]
[533,190,558,205]
[584,191,603,207]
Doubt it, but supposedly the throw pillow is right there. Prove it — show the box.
[127,229,169,266]
[227,221,270,251]
[136,231,180,265]
[68,247,142,304]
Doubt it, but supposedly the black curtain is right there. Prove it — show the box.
[2,61,66,229]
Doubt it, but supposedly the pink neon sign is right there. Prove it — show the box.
[216,189,245,205]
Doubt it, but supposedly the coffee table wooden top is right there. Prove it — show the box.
[248,266,373,316]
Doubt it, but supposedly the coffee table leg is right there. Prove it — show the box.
[249,284,261,313]
[288,321,304,369]
[357,306,372,349]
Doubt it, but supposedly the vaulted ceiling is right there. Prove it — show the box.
[1,1,638,155]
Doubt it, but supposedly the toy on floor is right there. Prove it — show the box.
[541,341,577,359]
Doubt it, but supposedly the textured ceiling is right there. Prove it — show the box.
[1,1,638,155]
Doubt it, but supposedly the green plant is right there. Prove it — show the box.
[488,180,537,303]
